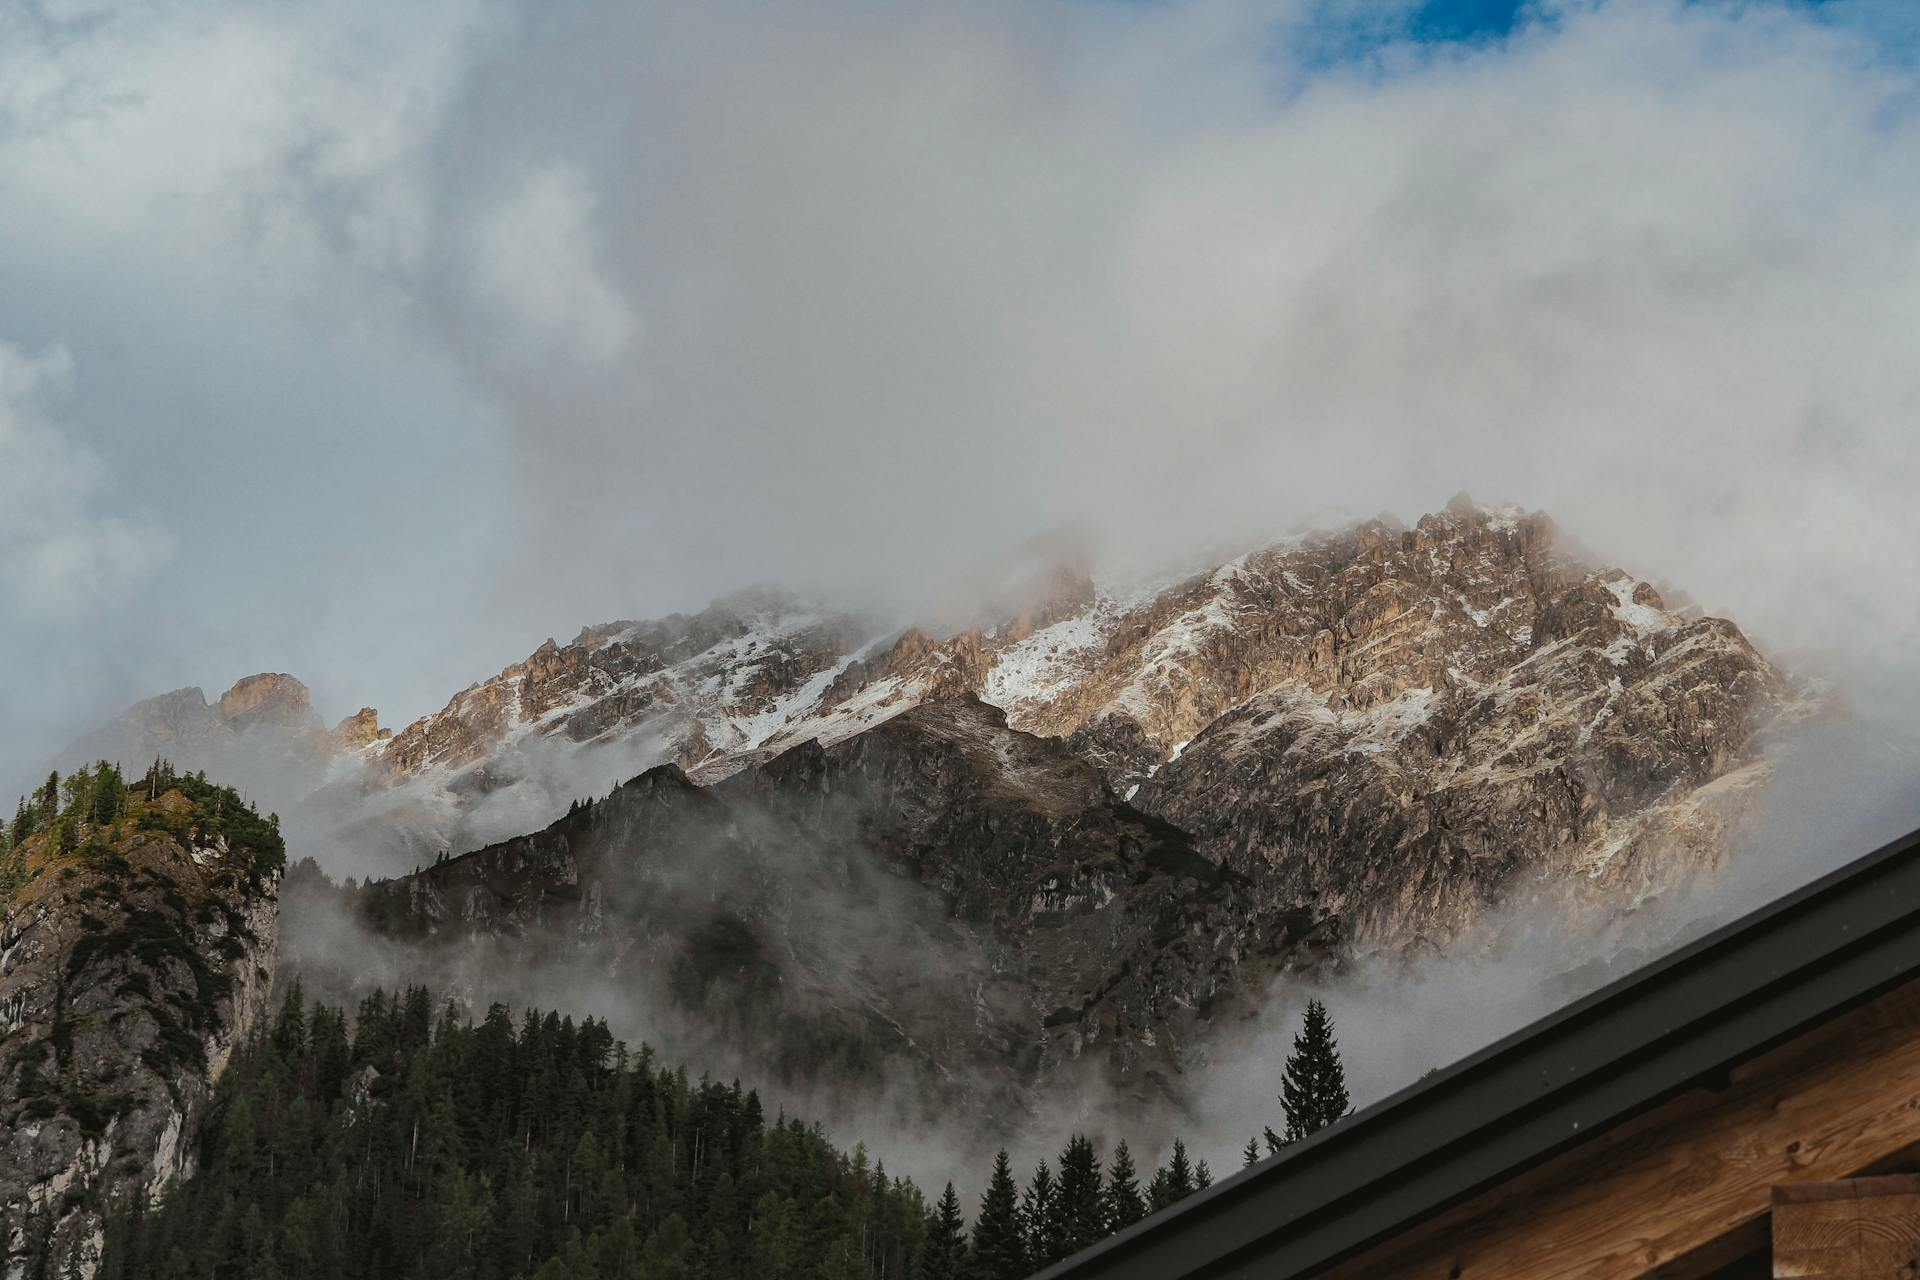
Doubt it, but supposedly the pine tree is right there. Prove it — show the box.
[1021,1161,1061,1269]
[1145,1168,1174,1213]
[971,1151,1026,1280]
[1242,1135,1262,1168]
[87,763,125,828]
[1280,998,1351,1144]
[1054,1135,1105,1259]
[62,767,91,820]
[1194,1159,1212,1190]
[1164,1140,1194,1200]
[1103,1140,1145,1232]
[920,1182,967,1280]
[271,981,308,1064]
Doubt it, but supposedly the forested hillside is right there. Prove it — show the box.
[95,984,1315,1280]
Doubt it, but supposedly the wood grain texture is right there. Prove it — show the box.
[1771,1176,1920,1278]
[1320,981,1920,1280]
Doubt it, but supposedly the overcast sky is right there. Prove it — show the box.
[3,0,1919,787]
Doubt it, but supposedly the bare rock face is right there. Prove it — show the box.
[48,675,331,801]
[329,708,387,752]
[1117,508,1799,949]
[326,696,1292,1139]
[67,501,1810,960]
[0,785,280,1279]
[53,690,227,773]
[68,502,1803,913]
[369,589,881,786]
[214,673,318,734]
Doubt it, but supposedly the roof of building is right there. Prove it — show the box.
[1034,823,1920,1280]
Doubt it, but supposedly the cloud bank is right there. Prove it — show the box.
[2,0,1918,801]
[0,342,173,619]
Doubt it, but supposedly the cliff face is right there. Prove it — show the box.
[51,675,333,803]
[351,502,1799,841]
[1120,504,1798,949]
[328,696,1276,1135]
[365,590,878,785]
[0,778,280,1280]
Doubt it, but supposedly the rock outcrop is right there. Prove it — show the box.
[50,675,334,800]
[0,771,281,1279]
[329,708,387,752]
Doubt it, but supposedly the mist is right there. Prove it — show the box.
[1186,701,1920,1169]
[272,769,1168,1198]
[6,0,1920,1202]
[4,0,1920,786]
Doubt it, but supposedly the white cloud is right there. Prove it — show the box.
[0,342,173,617]
[1,0,1919,778]
[468,164,639,367]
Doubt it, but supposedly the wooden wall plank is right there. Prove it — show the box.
[1320,981,1920,1280]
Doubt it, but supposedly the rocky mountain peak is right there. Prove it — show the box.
[215,673,319,732]
[329,707,387,752]
[55,502,1813,909]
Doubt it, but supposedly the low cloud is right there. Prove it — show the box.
[4,1,1919,792]
[0,343,173,617]
[468,164,639,369]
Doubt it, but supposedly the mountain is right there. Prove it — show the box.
[0,764,283,1277]
[287,694,1268,1143]
[259,498,1808,1144]
[57,674,334,774]
[52,499,1805,902]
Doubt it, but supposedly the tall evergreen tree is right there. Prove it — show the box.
[1242,1135,1262,1168]
[920,1182,967,1280]
[1054,1135,1105,1259]
[87,763,125,828]
[1021,1160,1061,1269]
[971,1151,1026,1280]
[271,980,308,1064]
[61,767,91,820]
[1163,1140,1195,1200]
[1280,998,1352,1144]
[1103,1140,1145,1233]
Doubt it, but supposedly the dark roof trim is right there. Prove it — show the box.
[1035,824,1920,1280]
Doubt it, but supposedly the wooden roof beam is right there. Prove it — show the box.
[1326,979,1920,1278]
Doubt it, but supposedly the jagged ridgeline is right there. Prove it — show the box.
[95,983,1224,1280]
[0,761,282,1279]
